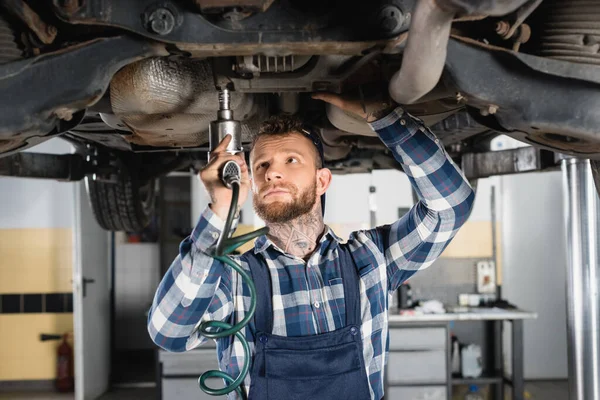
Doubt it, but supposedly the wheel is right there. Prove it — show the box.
[86,166,156,232]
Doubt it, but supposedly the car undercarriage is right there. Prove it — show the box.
[1,0,600,231]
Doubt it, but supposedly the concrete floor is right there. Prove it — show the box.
[449,380,569,400]
[518,380,569,400]
[0,393,73,399]
[0,388,156,400]
[0,381,568,400]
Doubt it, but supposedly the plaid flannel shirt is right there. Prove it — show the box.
[148,107,475,400]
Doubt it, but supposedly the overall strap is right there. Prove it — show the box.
[246,253,273,334]
[338,245,361,327]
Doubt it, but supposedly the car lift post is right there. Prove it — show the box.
[561,158,600,400]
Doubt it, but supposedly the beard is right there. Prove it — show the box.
[253,180,317,223]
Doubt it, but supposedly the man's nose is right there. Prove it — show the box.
[265,165,283,181]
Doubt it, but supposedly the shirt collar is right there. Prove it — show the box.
[253,225,342,255]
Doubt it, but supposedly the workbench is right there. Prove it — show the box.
[157,308,537,400]
[386,308,537,400]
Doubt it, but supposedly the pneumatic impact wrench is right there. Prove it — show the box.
[198,89,268,398]
[209,88,243,189]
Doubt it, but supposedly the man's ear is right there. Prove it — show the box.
[316,168,332,196]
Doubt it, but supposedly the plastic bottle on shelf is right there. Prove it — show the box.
[461,344,483,378]
[464,385,484,400]
[451,335,461,374]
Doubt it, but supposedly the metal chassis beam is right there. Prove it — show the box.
[461,146,557,180]
[51,0,413,56]
[0,152,88,181]
[444,38,600,157]
[0,148,195,183]
[0,36,163,157]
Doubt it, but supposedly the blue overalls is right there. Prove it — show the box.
[246,245,372,400]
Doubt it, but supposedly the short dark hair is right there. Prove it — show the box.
[251,114,322,168]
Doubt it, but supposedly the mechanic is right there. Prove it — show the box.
[148,92,475,400]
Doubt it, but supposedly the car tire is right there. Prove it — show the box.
[86,168,156,232]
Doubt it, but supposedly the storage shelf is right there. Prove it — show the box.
[451,374,503,385]
[387,375,503,388]
[388,382,447,387]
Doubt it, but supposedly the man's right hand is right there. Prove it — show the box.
[199,135,251,221]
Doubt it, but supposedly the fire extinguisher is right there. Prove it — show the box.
[40,333,74,392]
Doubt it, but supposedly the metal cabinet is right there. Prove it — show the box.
[162,378,225,400]
[387,386,448,400]
[388,327,447,351]
[386,324,451,400]
[159,344,226,399]
[387,350,448,384]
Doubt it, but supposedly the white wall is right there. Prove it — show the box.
[115,243,160,350]
[0,138,74,229]
[324,173,371,225]
[328,170,499,225]
[500,171,568,379]
[337,170,414,226]
[470,176,500,222]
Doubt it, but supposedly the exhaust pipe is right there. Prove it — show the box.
[389,0,455,105]
[389,0,530,105]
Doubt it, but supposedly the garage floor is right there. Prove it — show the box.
[0,387,156,400]
[0,380,569,399]
[522,380,569,400]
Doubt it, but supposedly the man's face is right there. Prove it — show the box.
[250,132,330,223]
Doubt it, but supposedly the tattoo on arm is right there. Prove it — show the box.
[366,104,397,123]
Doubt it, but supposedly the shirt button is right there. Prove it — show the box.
[314,302,320,308]
[259,335,268,344]
[350,326,358,336]
[211,232,219,239]
[400,119,406,125]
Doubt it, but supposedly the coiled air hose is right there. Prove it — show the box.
[197,180,269,399]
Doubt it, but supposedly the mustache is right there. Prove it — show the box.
[261,183,296,195]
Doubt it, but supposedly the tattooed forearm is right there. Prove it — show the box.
[365,103,397,123]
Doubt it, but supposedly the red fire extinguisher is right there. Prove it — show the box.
[40,333,74,392]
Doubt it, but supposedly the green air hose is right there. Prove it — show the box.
[198,181,269,399]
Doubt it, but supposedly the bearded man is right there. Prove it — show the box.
[148,93,475,400]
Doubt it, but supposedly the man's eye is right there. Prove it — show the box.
[287,158,298,164]
[258,162,269,169]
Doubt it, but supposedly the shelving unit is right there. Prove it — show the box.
[451,374,503,386]
[385,311,534,400]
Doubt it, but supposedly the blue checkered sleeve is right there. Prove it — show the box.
[147,206,234,352]
[367,107,476,291]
